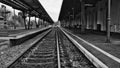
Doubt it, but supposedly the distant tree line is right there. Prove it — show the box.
[0,5,25,29]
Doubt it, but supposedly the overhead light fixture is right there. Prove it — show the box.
[85,4,93,6]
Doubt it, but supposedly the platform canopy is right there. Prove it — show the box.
[0,0,54,23]
[59,0,101,21]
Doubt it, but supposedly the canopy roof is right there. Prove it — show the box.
[0,0,54,23]
[59,0,101,21]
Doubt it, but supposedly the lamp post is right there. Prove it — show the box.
[72,8,74,21]
[72,8,75,28]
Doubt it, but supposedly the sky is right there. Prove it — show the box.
[39,0,63,22]
[0,0,63,22]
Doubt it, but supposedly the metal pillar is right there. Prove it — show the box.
[41,20,43,26]
[94,8,98,30]
[4,6,6,23]
[13,8,15,19]
[13,8,16,29]
[81,1,86,33]
[4,6,7,29]
[23,11,27,29]
[35,16,36,23]
[35,16,36,27]
[28,12,31,29]
[106,0,111,42]
[38,18,40,28]
[35,17,38,28]
[69,14,71,28]
[38,18,41,27]
[42,20,44,27]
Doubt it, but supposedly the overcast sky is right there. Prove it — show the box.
[39,0,63,22]
[0,0,63,22]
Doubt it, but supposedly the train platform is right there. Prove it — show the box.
[0,28,43,48]
[61,28,120,68]
[0,27,46,37]
[0,28,51,68]
[0,26,51,47]
[0,26,51,48]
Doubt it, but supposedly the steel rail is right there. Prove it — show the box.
[56,31,61,68]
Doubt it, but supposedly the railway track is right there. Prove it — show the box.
[7,28,97,68]
[8,29,57,68]
[57,28,96,68]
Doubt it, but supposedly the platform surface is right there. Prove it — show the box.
[64,28,120,68]
[0,26,50,39]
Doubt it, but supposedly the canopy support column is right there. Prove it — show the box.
[106,0,111,43]
[81,1,86,33]
[23,11,27,29]
[28,11,31,29]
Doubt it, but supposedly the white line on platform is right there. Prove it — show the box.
[0,41,8,45]
[10,27,50,39]
[60,28,108,68]
[63,28,120,63]
[0,27,51,40]
[0,37,14,39]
